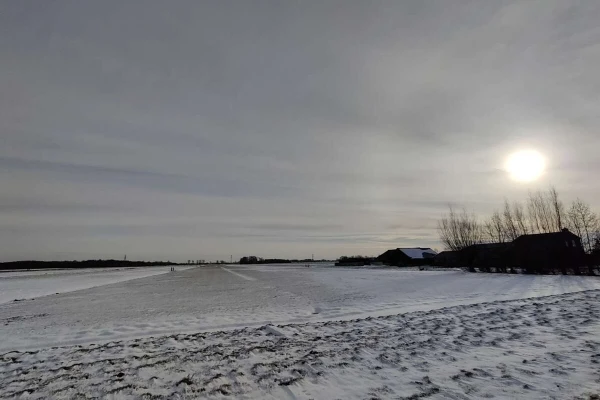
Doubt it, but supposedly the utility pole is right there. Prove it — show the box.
[230,255,233,264]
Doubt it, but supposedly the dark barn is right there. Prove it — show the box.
[513,229,586,274]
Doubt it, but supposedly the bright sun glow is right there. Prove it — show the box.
[505,150,546,182]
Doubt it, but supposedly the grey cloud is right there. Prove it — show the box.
[249,223,344,232]
[0,202,125,215]
[1,1,599,261]
[0,156,296,198]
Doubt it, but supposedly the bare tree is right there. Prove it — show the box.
[438,206,483,251]
[484,210,506,243]
[527,193,541,234]
[538,191,554,232]
[548,186,565,231]
[483,200,531,244]
[527,190,554,233]
[503,199,519,240]
[513,201,529,236]
[567,198,600,253]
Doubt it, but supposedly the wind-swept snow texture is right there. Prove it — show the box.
[0,266,182,304]
[2,264,600,351]
[1,290,600,399]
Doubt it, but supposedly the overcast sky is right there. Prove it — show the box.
[1,1,599,262]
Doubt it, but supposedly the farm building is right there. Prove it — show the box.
[376,248,437,266]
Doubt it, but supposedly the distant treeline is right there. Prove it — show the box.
[238,256,328,264]
[334,255,374,266]
[338,255,372,262]
[0,259,177,271]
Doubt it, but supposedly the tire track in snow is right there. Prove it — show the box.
[220,267,257,281]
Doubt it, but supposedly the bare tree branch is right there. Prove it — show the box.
[503,199,518,240]
[548,186,565,231]
[438,206,483,251]
[567,198,600,253]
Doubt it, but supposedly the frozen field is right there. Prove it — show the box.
[1,265,600,399]
[2,264,600,351]
[0,266,191,305]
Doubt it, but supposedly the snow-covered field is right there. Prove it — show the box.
[0,266,185,305]
[3,264,600,351]
[1,264,600,398]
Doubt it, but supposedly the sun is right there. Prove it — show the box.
[505,150,546,182]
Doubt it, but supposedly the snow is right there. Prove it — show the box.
[2,264,600,351]
[398,247,437,259]
[2,289,600,399]
[0,266,185,305]
[1,264,600,398]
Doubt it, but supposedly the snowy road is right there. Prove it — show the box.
[2,264,600,350]
[2,289,600,399]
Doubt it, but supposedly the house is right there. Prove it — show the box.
[376,248,437,266]
[513,228,586,274]
[435,229,587,274]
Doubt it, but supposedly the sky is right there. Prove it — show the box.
[1,1,600,262]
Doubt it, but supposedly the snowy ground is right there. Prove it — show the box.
[2,289,600,399]
[1,265,600,398]
[0,266,187,305]
[2,264,600,351]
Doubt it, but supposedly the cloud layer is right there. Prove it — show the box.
[1,1,599,261]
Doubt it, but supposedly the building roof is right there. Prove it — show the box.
[397,248,437,259]
[514,228,580,242]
